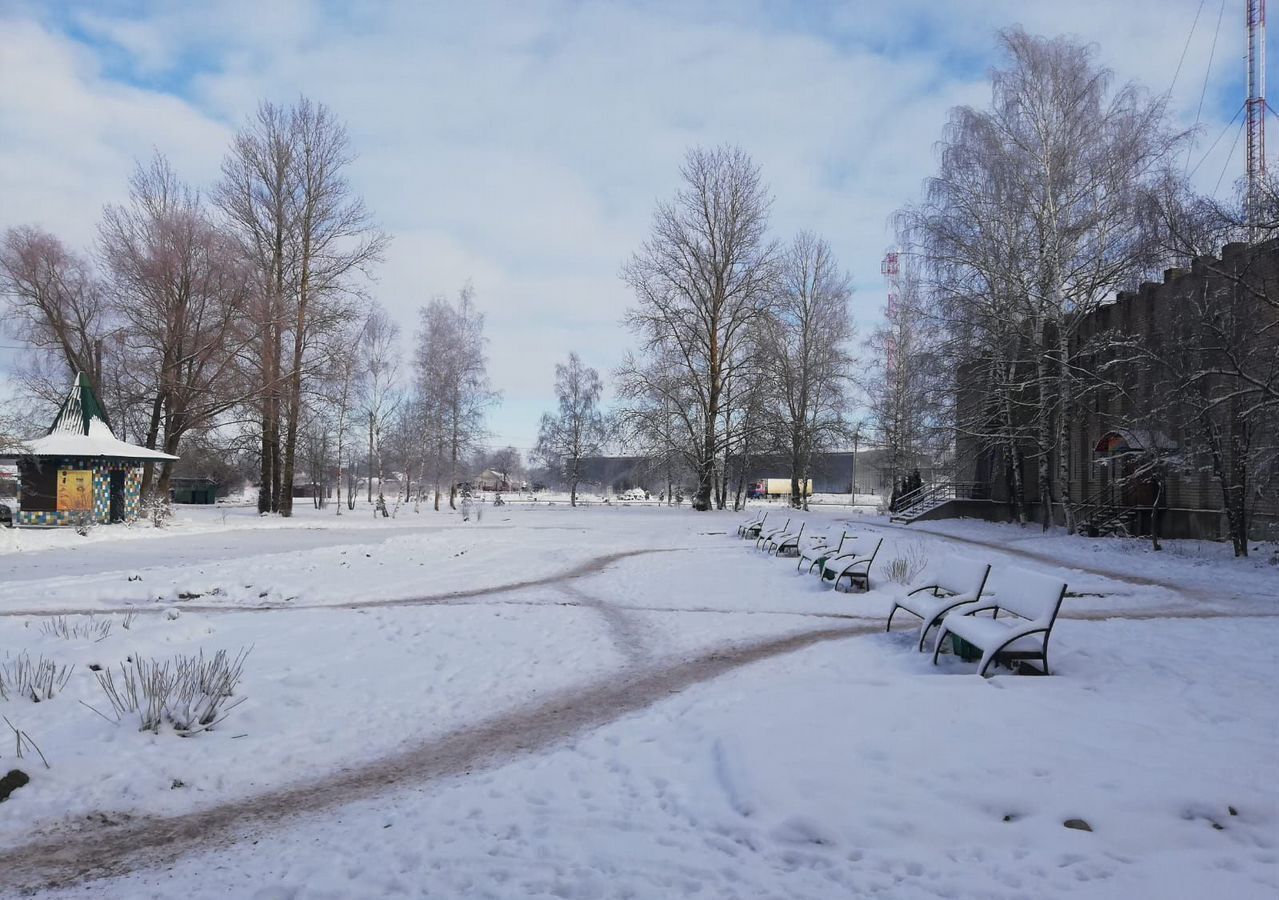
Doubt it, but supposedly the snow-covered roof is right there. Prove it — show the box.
[0,373,178,462]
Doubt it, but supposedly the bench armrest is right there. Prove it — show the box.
[955,601,1000,617]
[905,584,942,597]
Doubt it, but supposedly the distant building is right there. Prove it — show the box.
[0,373,177,526]
[170,476,219,505]
[950,241,1278,540]
[474,469,523,492]
[574,450,915,497]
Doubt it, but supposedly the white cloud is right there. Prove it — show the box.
[0,0,1258,446]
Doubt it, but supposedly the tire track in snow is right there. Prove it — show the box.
[0,624,876,894]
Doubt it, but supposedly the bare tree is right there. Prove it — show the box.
[99,153,255,501]
[215,101,294,515]
[358,303,400,515]
[280,99,387,517]
[0,410,26,455]
[0,227,108,391]
[621,145,778,511]
[535,352,607,506]
[903,29,1180,529]
[767,231,855,509]
[216,97,386,517]
[863,261,945,504]
[316,315,370,514]
[486,446,525,487]
[413,284,497,510]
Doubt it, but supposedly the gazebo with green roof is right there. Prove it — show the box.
[0,373,178,527]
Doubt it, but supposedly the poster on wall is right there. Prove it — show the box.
[57,469,93,511]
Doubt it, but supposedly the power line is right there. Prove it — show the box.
[1186,0,1229,176]
[1213,117,1247,195]
[1167,0,1208,97]
[1188,102,1245,178]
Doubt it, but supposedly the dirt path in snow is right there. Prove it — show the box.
[0,623,876,895]
[0,548,685,619]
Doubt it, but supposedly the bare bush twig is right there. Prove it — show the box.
[40,615,112,642]
[93,648,252,735]
[885,539,930,586]
[0,652,74,702]
[2,715,50,769]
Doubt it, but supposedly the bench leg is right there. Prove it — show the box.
[918,618,936,652]
[931,626,949,666]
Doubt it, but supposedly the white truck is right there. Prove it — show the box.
[752,478,813,499]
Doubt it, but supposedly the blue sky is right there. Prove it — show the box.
[0,0,1266,452]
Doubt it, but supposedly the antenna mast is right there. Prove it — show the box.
[881,249,900,375]
[1246,0,1267,234]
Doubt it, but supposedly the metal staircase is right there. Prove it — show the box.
[1070,486,1139,537]
[889,481,981,524]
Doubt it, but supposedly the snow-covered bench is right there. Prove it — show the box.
[885,555,991,651]
[820,537,883,592]
[765,521,808,556]
[931,567,1067,676]
[737,510,770,539]
[754,517,792,551]
[796,528,851,573]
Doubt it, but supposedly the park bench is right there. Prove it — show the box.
[820,537,883,592]
[754,517,793,551]
[737,510,770,539]
[931,567,1067,677]
[885,555,991,651]
[766,521,808,557]
[796,528,851,573]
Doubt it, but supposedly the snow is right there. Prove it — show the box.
[0,503,1274,898]
[14,414,179,461]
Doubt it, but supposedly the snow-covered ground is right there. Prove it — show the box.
[0,504,1274,898]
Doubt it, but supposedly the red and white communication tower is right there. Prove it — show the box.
[881,248,901,373]
[1247,0,1267,232]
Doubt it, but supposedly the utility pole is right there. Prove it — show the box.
[849,428,860,506]
[1246,0,1267,237]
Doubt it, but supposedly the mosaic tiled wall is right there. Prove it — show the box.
[15,459,144,527]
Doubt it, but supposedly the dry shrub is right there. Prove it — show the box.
[885,539,929,586]
[0,652,74,702]
[41,615,112,642]
[93,648,251,735]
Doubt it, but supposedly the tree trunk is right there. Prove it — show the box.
[1056,328,1076,533]
[258,397,273,515]
[268,315,283,514]
[138,391,164,503]
[1034,342,1054,530]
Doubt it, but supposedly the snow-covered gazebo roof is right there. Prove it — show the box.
[1,373,178,462]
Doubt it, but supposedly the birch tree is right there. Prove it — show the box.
[904,29,1179,529]
[535,352,606,506]
[358,303,400,513]
[863,261,945,504]
[317,315,368,514]
[413,284,496,510]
